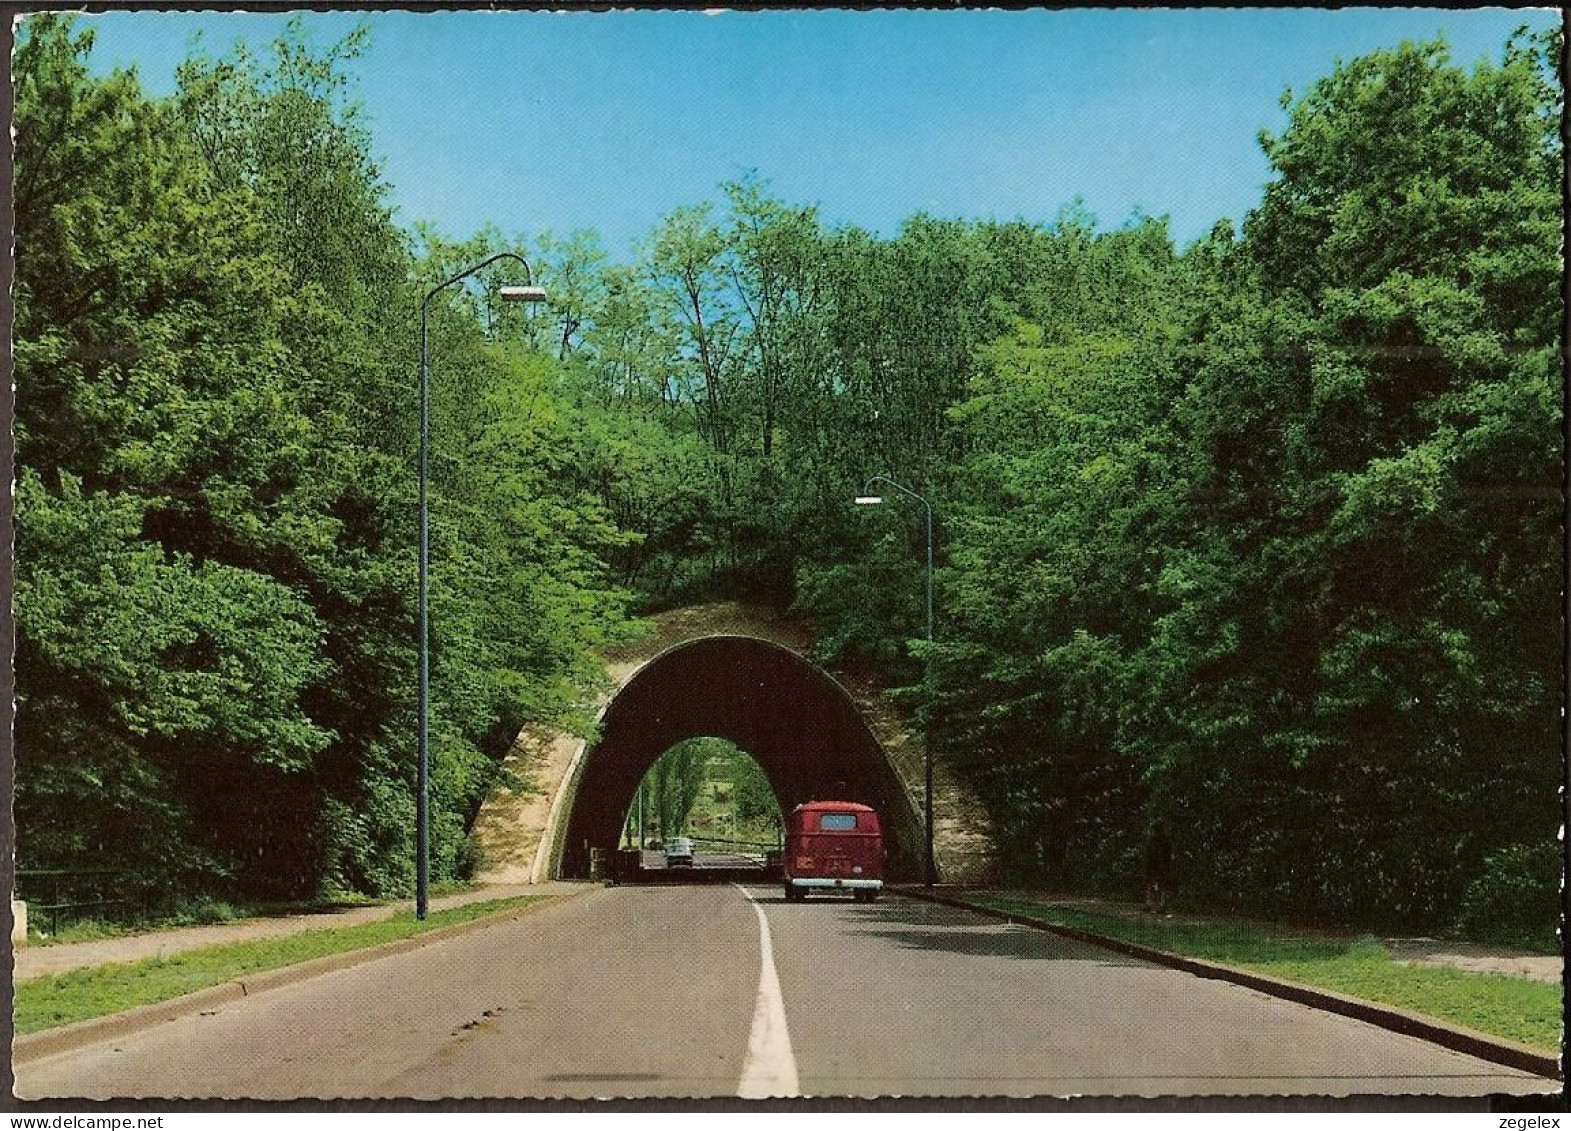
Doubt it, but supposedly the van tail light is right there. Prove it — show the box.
[795,855,815,871]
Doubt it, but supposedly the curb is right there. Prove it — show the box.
[893,886,1562,1082]
[14,888,593,1065]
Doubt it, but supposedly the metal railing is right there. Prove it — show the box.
[14,868,139,936]
[686,835,781,852]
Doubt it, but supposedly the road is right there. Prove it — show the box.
[15,886,1556,1100]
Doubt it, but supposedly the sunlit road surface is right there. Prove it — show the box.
[16,886,1556,1100]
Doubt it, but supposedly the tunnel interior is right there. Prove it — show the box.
[558,636,922,879]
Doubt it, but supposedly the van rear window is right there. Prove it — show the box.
[819,813,858,830]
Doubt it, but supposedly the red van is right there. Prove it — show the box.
[783,801,884,902]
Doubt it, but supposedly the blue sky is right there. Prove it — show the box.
[80,7,1557,260]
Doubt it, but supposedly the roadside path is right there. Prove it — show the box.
[13,883,579,982]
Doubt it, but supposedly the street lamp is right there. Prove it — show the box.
[418,252,546,920]
[855,475,936,887]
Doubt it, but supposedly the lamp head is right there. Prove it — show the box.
[854,496,884,506]
[499,285,549,303]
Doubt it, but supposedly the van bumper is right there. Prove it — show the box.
[786,878,883,890]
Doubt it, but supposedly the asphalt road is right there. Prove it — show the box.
[15,886,1556,1100]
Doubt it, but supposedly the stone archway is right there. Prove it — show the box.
[471,603,999,885]
[555,635,923,879]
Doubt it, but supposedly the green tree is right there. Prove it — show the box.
[642,742,709,840]
[15,15,341,897]
[15,16,638,907]
[1130,31,1563,924]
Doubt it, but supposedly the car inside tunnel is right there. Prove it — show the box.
[556,635,923,880]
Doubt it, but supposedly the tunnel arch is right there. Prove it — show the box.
[549,635,924,880]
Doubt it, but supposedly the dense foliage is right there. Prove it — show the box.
[15,17,1560,938]
[14,16,630,907]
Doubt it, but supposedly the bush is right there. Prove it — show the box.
[1451,842,1560,951]
[153,894,244,928]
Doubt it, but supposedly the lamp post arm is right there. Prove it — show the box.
[423,251,536,309]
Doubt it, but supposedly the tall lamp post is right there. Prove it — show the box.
[418,252,546,920]
[854,475,936,887]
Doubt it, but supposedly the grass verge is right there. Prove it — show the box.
[33,896,375,947]
[16,895,548,1036]
[30,884,482,947]
[966,893,1561,1053]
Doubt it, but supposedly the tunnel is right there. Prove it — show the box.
[555,635,923,880]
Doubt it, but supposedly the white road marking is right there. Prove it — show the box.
[734,884,800,1099]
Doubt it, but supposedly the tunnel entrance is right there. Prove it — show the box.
[555,635,922,880]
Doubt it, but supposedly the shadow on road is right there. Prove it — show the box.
[768,892,1150,966]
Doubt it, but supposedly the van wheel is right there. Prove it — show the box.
[784,886,803,902]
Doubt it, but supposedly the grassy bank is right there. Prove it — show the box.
[30,882,481,946]
[966,893,1561,1053]
[16,894,548,1035]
